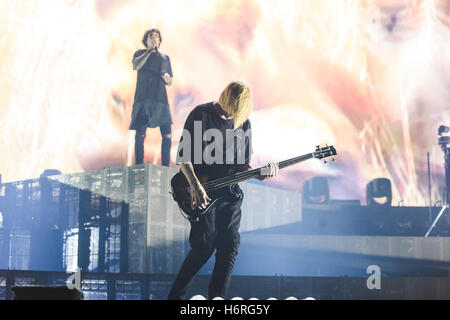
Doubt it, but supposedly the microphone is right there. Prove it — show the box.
[149,39,156,50]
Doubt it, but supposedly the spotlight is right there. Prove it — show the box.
[302,177,330,205]
[366,178,392,207]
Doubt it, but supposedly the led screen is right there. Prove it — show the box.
[0,0,449,205]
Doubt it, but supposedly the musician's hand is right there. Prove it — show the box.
[189,180,211,210]
[148,39,157,50]
[258,162,279,180]
[162,73,172,85]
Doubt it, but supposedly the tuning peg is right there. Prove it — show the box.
[323,160,327,164]
[332,158,335,162]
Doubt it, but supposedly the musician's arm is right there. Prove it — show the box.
[180,163,200,186]
[180,163,211,209]
[132,49,153,71]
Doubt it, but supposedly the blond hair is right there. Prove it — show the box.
[218,81,253,129]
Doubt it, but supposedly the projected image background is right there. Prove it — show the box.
[0,0,449,206]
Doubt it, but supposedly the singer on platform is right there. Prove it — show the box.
[129,28,173,166]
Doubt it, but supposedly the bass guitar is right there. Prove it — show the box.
[170,145,337,221]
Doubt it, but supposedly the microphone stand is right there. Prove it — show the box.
[425,135,449,237]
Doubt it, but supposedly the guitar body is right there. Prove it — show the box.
[170,170,243,221]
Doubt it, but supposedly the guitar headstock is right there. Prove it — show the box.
[313,145,337,163]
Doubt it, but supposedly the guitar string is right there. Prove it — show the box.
[181,150,334,215]
[200,153,313,189]
[201,146,336,189]
[202,154,314,191]
[202,154,315,192]
[200,155,306,190]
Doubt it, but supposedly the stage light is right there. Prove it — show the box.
[302,177,330,205]
[366,178,392,207]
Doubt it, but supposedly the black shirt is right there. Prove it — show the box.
[129,50,173,129]
[133,49,173,103]
[176,102,252,179]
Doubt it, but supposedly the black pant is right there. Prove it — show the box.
[168,196,243,300]
[135,121,171,166]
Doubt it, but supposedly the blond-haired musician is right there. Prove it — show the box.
[168,81,278,300]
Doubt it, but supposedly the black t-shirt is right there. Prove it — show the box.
[133,50,173,103]
[176,102,252,179]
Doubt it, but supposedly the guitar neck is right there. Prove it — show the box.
[243,153,314,178]
[278,153,314,170]
[203,153,314,191]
